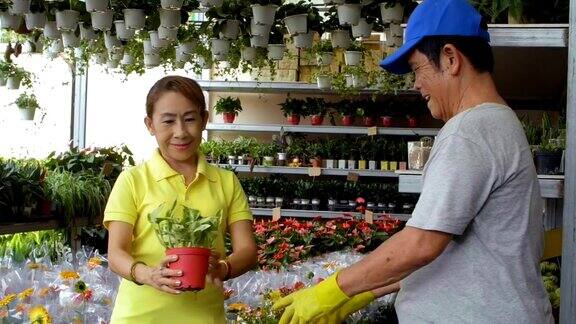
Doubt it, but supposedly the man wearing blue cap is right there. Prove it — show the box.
[273,0,554,323]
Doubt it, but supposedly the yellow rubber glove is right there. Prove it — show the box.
[316,291,376,324]
[272,272,350,324]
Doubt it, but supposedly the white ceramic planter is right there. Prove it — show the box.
[317,75,332,89]
[211,38,230,56]
[19,107,36,120]
[144,53,161,67]
[85,0,108,13]
[149,31,169,49]
[380,3,404,24]
[351,18,372,38]
[251,4,277,25]
[338,159,347,169]
[293,32,313,49]
[62,31,79,48]
[345,74,354,87]
[115,20,135,40]
[56,10,79,31]
[25,12,45,30]
[325,159,335,169]
[283,14,307,36]
[199,0,223,8]
[6,76,22,89]
[91,10,113,31]
[104,32,121,50]
[219,19,240,40]
[121,53,133,65]
[368,160,377,170]
[159,8,180,29]
[344,50,362,66]
[352,74,367,88]
[347,160,356,170]
[337,4,361,26]
[79,24,97,41]
[316,52,333,66]
[241,46,257,61]
[123,9,145,30]
[43,21,60,39]
[330,30,351,48]
[158,26,177,41]
[107,59,119,69]
[143,40,158,55]
[250,19,271,36]
[10,0,31,15]
[250,35,268,48]
[267,44,285,60]
[161,0,183,10]
[0,12,21,30]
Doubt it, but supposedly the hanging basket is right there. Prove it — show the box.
[123,9,145,30]
[143,40,158,55]
[104,32,121,51]
[55,10,79,31]
[175,48,189,63]
[85,0,108,13]
[149,31,169,49]
[351,18,372,38]
[79,24,97,41]
[380,3,404,24]
[178,41,197,55]
[251,4,278,25]
[330,30,351,49]
[250,19,271,37]
[121,53,133,65]
[344,51,362,66]
[158,26,177,41]
[91,10,113,31]
[211,38,230,56]
[283,14,307,36]
[24,12,46,30]
[107,59,119,69]
[337,4,361,26]
[48,39,63,54]
[18,107,36,121]
[316,52,333,66]
[62,31,80,48]
[199,0,223,8]
[159,8,180,30]
[352,74,367,88]
[0,12,21,30]
[43,21,60,39]
[219,19,240,40]
[6,76,22,89]
[250,35,269,48]
[345,74,354,87]
[115,20,135,41]
[241,46,257,61]
[144,54,161,68]
[316,75,332,89]
[10,0,31,15]
[293,32,313,49]
[161,0,184,10]
[267,44,285,60]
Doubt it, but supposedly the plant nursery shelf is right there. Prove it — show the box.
[251,208,411,222]
[0,218,61,235]
[488,24,568,48]
[221,164,399,178]
[396,171,564,199]
[207,123,440,136]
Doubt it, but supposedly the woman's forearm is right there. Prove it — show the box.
[109,249,139,281]
[226,246,257,279]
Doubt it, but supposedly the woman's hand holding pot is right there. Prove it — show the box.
[145,254,183,294]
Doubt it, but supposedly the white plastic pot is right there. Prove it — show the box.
[344,50,362,66]
[19,107,36,121]
[104,32,121,51]
[144,54,161,67]
[250,35,268,48]
[85,0,108,13]
[380,3,404,24]
[345,74,354,87]
[251,4,277,25]
[10,0,31,15]
[161,0,183,10]
[351,18,372,38]
[352,74,367,88]
[368,160,377,170]
[123,9,145,30]
[250,19,271,36]
[48,38,63,54]
[107,59,119,69]
[392,35,403,47]
[158,26,177,41]
[109,48,123,61]
[115,20,135,40]
[143,40,158,55]
[159,8,180,29]
[62,31,79,48]
[347,160,356,170]
[91,10,113,31]
[337,4,361,26]
[293,32,313,49]
[149,31,169,49]
[283,14,307,36]
[43,21,60,39]
[316,52,333,66]
[219,19,240,40]
[338,159,347,169]
[0,12,21,30]
[6,76,22,89]
[55,10,79,31]
[213,52,227,61]
[199,0,223,8]
[175,47,189,62]
[330,30,351,48]
[317,75,332,89]
[325,159,335,169]
[241,46,257,61]
[92,52,107,65]
[79,23,97,41]
[24,12,45,30]
[179,41,197,55]
[390,23,403,37]
[267,44,285,60]
[211,38,230,56]
[121,53,133,65]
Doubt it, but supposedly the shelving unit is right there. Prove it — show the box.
[488,24,568,47]
[221,164,399,178]
[207,123,440,136]
[251,208,411,222]
[0,218,61,235]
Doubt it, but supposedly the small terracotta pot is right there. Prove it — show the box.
[380,116,393,127]
[223,112,235,123]
[311,115,324,126]
[287,114,301,125]
[363,116,375,127]
[342,115,354,126]
[166,247,211,291]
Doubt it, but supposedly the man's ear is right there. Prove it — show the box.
[144,116,154,135]
[441,44,461,75]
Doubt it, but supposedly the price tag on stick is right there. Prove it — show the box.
[367,127,378,136]
[347,172,359,182]
[308,167,322,177]
[272,207,282,222]
[365,210,374,224]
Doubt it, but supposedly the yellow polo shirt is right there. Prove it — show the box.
[103,149,252,324]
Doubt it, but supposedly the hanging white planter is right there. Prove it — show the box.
[24,12,45,30]
[219,19,240,40]
[48,38,63,54]
[114,20,135,41]
[143,40,158,55]
[175,47,189,62]
[55,10,79,31]
[293,32,313,49]
[0,12,21,30]
[380,3,404,24]
[317,75,332,89]
[85,0,108,13]
[6,76,22,89]
[107,59,119,69]
[79,23,97,41]
[92,52,107,65]
[123,9,145,30]
[10,0,31,15]
[352,74,367,88]
[62,31,80,48]
[250,19,271,37]
[337,4,361,26]
[251,4,278,25]
[283,14,307,36]
[316,52,333,66]
[344,50,362,66]
[199,0,223,8]
[267,44,285,60]
[109,47,123,61]
[104,32,121,51]
[91,10,113,31]
[241,46,257,61]
[345,74,354,87]
[0,77,6,87]
[43,21,60,39]
[384,28,394,47]
[19,107,36,121]
[211,38,230,56]
[159,8,180,30]
[250,35,268,48]
[392,35,403,47]
[179,40,197,55]
[351,18,372,38]
[330,30,351,48]
[158,26,177,41]
[212,52,227,61]
[149,31,169,49]
[161,0,184,10]
[390,23,403,37]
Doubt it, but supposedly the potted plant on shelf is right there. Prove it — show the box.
[278,0,311,36]
[312,39,334,66]
[307,142,323,168]
[534,113,564,175]
[214,96,242,123]
[357,99,377,127]
[344,40,364,66]
[322,138,338,169]
[260,143,279,167]
[14,92,40,121]
[303,97,327,126]
[279,97,304,125]
[336,99,357,126]
[6,63,33,89]
[148,202,221,290]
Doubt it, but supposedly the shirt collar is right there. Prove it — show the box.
[149,149,216,182]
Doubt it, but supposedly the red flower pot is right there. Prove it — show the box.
[380,116,393,127]
[363,116,375,127]
[223,112,236,124]
[166,247,211,291]
[341,115,354,126]
[311,115,324,126]
[407,117,418,128]
[287,114,301,125]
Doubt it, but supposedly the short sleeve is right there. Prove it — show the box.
[103,170,138,229]
[227,173,253,226]
[407,134,496,235]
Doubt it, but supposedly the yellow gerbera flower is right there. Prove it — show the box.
[227,303,249,312]
[60,270,80,281]
[0,294,16,307]
[29,305,52,324]
[88,257,103,269]
[18,288,34,301]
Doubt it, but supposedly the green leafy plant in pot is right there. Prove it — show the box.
[534,113,564,175]
[148,201,221,290]
[303,97,327,126]
[279,97,305,125]
[336,99,357,126]
[214,96,242,123]
[14,92,40,121]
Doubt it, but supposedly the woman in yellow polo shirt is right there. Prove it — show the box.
[104,76,257,324]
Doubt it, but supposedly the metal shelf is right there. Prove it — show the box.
[221,164,399,178]
[488,24,568,48]
[396,171,564,199]
[251,208,411,221]
[207,123,440,136]
[0,218,61,235]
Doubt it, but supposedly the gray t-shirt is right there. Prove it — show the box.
[395,103,553,323]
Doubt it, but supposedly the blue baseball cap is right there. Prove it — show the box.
[380,0,490,74]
